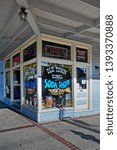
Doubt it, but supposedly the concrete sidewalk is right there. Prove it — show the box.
[0,101,100,150]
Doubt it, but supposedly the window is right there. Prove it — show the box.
[76,68,87,89]
[5,71,11,98]
[13,68,21,100]
[76,47,88,63]
[23,42,36,62]
[13,53,20,67]
[42,62,72,109]
[42,41,71,60]
[5,59,10,70]
[23,63,37,108]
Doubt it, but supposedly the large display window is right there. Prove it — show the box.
[23,63,37,108]
[41,62,72,109]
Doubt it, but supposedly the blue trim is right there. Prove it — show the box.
[21,105,37,121]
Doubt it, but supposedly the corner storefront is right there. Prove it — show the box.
[0,34,100,123]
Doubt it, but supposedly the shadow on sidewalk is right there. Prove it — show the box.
[62,119,100,134]
[71,129,100,144]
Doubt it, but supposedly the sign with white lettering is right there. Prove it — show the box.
[41,62,72,108]
[76,47,88,63]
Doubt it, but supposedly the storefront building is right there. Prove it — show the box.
[0,34,100,123]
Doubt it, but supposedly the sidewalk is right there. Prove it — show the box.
[0,101,100,150]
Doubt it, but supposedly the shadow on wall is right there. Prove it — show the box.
[70,130,100,144]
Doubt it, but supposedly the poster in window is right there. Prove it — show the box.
[41,62,72,109]
[76,47,88,63]
[42,41,71,60]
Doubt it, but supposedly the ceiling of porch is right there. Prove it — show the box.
[0,0,100,59]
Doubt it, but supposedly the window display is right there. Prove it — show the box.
[42,62,72,109]
[5,71,11,98]
[23,63,37,108]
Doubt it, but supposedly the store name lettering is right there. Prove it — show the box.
[44,79,70,89]
[46,66,67,75]
[25,79,37,88]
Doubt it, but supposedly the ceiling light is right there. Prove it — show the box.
[19,7,27,22]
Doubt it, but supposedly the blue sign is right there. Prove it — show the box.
[44,79,70,89]
[25,78,37,88]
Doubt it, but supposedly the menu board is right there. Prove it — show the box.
[23,42,36,62]
[42,41,71,60]
[76,47,88,63]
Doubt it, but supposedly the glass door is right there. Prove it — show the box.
[12,67,21,108]
[76,66,89,110]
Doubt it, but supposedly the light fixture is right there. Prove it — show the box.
[19,7,27,22]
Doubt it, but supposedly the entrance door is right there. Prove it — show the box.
[12,67,21,108]
[76,66,89,110]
